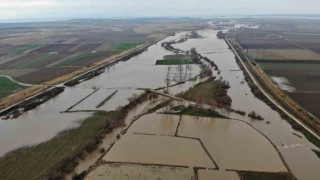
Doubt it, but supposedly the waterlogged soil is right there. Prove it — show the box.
[127,114,180,136]
[198,169,240,180]
[173,29,320,180]
[103,134,216,168]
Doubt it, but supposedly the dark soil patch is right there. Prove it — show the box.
[15,67,79,84]
[238,171,294,180]
[237,38,300,49]
[296,42,320,54]
[33,44,76,53]
[235,29,284,38]
[288,93,320,119]
[71,43,101,52]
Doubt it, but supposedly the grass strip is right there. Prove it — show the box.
[156,58,196,65]
[0,111,120,180]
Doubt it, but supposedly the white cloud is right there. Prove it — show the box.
[0,0,319,21]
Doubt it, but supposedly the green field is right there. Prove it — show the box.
[156,58,196,65]
[0,111,120,180]
[53,52,91,67]
[0,76,27,99]
[10,44,43,54]
[114,42,141,51]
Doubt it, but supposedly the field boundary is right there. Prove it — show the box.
[226,37,320,140]
[0,36,167,114]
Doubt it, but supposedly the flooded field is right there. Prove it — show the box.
[198,170,240,180]
[0,32,200,156]
[1,28,320,180]
[103,134,215,168]
[178,116,287,172]
[86,163,194,180]
[127,114,180,136]
[173,29,320,180]
[71,89,142,111]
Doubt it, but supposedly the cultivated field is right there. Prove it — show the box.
[235,19,320,119]
[0,76,27,100]
[0,18,208,100]
[237,38,300,49]
[86,114,290,179]
[248,49,320,61]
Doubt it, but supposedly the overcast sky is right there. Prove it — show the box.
[1,0,320,21]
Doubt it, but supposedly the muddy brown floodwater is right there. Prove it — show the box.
[1,28,319,180]
[178,116,287,172]
[0,32,200,156]
[173,29,320,179]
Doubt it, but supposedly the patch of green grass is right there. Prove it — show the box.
[0,76,27,99]
[14,54,49,69]
[10,44,42,54]
[53,52,91,67]
[156,58,196,65]
[0,111,120,180]
[114,42,141,51]
[181,79,227,105]
[179,106,226,118]
[163,54,189,59]
[181,80,215,105]
[238,171,294,180]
